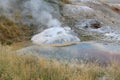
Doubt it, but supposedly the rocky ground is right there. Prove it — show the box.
[1,0,120,64]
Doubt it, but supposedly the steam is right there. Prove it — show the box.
[0,0,61,27]
[0,0,12,16]
[0,0,10,10]
[25,0,61,27]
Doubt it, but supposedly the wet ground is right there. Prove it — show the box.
[18,41,120,64]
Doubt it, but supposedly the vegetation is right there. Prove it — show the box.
[0,45,120,80]
[60,0,70,4]
[0,16,32,45]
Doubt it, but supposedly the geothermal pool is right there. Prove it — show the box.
[18,41,120,64]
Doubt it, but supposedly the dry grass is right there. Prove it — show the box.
[60,0,70,4]
[0,45,120,80]
[0,16,32,45]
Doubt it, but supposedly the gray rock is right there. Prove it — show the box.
[74,19,111,41]
[75,19,111,33]
[84,1,120,31]
[62,1,120,32]
[68,0,96,3]
[62,4,95,19]
[76,19,101,29]
[101,0,120,3]
[75,19,120,42]
[31,27,80,46]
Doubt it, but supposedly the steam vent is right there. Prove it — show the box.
[31,27,80,46]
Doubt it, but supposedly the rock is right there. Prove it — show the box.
[17,42,120,64]
[31,27,80,46]
[76,19,101,29]
[75,19,111,33]
[84,1,120,31]
[101,0,120,3]
[104,32,120,41]
[68,0,94,3]
[74,19,112,41]
[74,19,120,42]
[62,1,120,32]
[62,4,95,19]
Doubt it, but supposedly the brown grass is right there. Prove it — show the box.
[0,16,32,45]
[60,0,70,4]
[0,45,120,80]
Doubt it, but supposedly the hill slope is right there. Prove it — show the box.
[0,16,32,45]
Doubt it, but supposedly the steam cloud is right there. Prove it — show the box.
[0,0,14,17]
[0,0,61,27]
